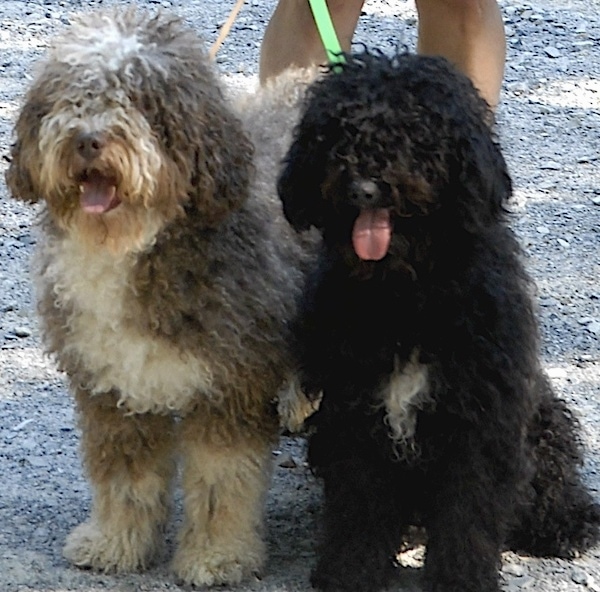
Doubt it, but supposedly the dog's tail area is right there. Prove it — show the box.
[509,376,600,558]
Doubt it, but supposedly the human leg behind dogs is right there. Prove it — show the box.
[64,388,176,571]
[259,0,505,108]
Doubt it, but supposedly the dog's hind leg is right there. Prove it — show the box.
[63,388,176,572]
[510,378,600,557]
[172,407,274,587]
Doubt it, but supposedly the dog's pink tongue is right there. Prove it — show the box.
[352,209,392,261]
[79,172,119,214]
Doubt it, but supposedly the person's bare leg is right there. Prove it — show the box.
[259,0,364,84]
[415,0,505,108]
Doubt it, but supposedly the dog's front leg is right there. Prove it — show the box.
[309,435,402,592]
[423,434,513,592]
[63,388,176,572]
[172,406,273,587]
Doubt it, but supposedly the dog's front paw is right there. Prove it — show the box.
[63,520,159,572]
[172,542,265,587]
[311,559,393,592]
[311,544,397,592]
[311,568,381,592]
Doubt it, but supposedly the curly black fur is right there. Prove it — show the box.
[279,51,600,592]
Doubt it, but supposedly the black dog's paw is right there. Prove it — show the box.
[310,569,351,592]
[310,555,395,592]
[423,575,500,592]
[423,561,500,592]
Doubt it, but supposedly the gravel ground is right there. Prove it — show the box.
[0,0,599,591]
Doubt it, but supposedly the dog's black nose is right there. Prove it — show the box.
[351,179,381,206]
[75,131,106,161]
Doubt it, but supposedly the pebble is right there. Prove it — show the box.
[546,367,568,379]
[12,326,31,338]
[504,563,526,577]
[578,317,594,325]
[27,456,49,468]
[544,46,562,58]
[506,575,536,591]
[587,321,600,335]
[277,453,298,469]
[12,418,34,431]
[539,161,561,170]
[572,568,591,586]
[519,576,536,589]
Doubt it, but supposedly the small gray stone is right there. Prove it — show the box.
[503,563,526,577]
[544,46,562,58]
[572,568,590,585]
[519,576,536,589]
[277,453,298,469]
[12,326,31,338]
[587,321,600,335]
[547,367,568,379]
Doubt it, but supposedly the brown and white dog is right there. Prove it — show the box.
[5,9,313,587]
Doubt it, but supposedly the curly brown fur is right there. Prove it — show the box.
[278,50,600,592]
[5,9,314,587]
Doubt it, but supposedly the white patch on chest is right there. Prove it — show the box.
[381,353,430,442]
[38,234,213,414]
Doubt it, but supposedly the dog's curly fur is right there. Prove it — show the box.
[5,9,313,587]
[278,51,600,592]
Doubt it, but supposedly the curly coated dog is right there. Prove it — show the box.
[278,51,600,592]
[5,9,314,587]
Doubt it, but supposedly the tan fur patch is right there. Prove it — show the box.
[173,416,272,586]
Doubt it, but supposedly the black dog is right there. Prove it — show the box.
[278,51,600,592]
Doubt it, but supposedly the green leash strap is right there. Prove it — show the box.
[307,0,346,69]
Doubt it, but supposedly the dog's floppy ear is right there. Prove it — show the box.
[451,123,512,232]
[5,99,46,203]
[133,41,252,228]
[277,126,327,232]
[187,100,253,226]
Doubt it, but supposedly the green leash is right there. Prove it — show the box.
[307,0,346,69]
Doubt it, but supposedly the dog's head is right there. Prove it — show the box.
[6,10,252,253]
[278,51,511,277]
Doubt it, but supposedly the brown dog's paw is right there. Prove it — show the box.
[63,519,159,572]
[172,542,264,587]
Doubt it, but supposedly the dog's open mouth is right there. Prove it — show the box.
[352,208,392,261]
[77,169,121,215]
